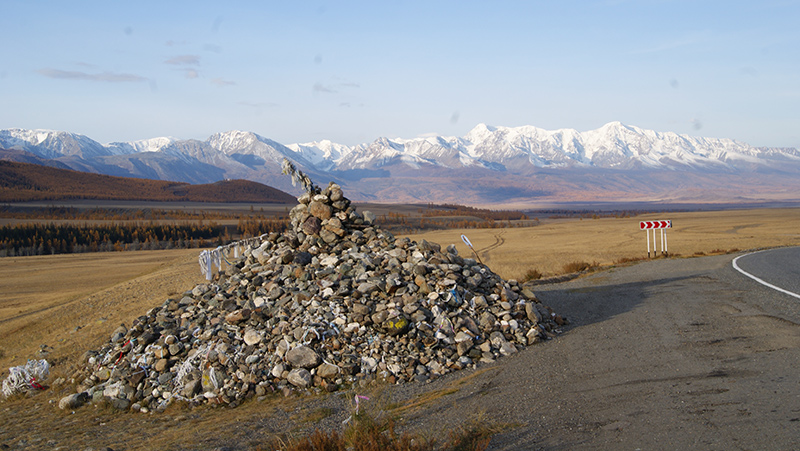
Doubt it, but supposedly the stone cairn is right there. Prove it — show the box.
[62,161,566,412]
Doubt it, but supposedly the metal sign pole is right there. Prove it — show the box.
[653,229,658,255]
[646,227,651,258]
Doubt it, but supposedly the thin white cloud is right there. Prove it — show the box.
[165,55,201,65]
[204,43,222,53]
[313,82,337,94]
[211,77,236,86]
[37,68,147,83]
[165,55,202,79]
[313,80,360,94]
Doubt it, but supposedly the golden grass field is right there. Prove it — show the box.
[0,249,206,376]
[404,208,800,281]
[1,207,799,449]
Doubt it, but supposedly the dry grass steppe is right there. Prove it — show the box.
[1,207,800,449]
[404,208,800,281]
[0,249,205,375]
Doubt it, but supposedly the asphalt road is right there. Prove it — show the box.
[733,246,800,299]
[383,253,800,450]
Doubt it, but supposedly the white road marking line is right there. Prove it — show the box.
[732,250,800,300]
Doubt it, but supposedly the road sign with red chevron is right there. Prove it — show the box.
[640,220,672,230]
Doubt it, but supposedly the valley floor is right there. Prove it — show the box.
[2,251,800,449]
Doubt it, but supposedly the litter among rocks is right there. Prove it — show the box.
[2,359,49,398]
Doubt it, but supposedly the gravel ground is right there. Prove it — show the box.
[397,253,800,450]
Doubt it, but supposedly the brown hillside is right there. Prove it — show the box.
[0,159,295,203]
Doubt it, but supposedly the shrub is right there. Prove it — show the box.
[522,268,542,281]
[561,261,598,274]
[614,256,645,264]
[279,412,492,451]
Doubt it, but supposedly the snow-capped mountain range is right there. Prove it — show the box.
[2,123,799,205]
[291,122,800,171]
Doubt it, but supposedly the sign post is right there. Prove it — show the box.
[639,220,672,257]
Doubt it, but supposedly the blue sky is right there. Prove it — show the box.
[1,1,798,147]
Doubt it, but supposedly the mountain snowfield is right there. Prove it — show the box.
[281,122,799,171]
[2,123,799,205]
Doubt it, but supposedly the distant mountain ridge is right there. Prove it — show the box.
[2,123,799,205]
[0,159,295,203]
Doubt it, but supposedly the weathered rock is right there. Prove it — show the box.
[383,316,409,336]
[308,201,332,220]
[59,392,89,410]
[243,329,262,346]
[524,302,540,322]
[168,342,183,356]
[181,379,201,398]
[154,358,171,372]
[352,303,370,315]
[286,345,321,369]
[110,324,127,343]
[316,362,340,379]
[287,368,311,388]
[110,397,131,410]
[225,309,250,323]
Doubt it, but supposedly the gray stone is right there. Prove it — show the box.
[287,368,311,388]
[110,324,127,343]
[109,397,131,410]
[285,345,321,369]
[191,284,209,297]
[302,216,322,236]
[294,251,313,266]
[180,379,201,398]
[319,229,338,244]
[308,201,332,220]
[243,329,262,346]
[316,362,340,379]
[58,392,89,410]
[357,282,379,294]
[525,302,542,323]
[158,373,173,385]
[328,185,344,201]
[271,363,285,378]
[499,342,518,356]
[352,303,370,315]
[168,342,183,356]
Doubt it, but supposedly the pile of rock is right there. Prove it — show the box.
[64,182,565,412]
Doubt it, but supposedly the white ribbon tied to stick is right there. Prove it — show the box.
[461,234,483,265]
[198,233,270,280]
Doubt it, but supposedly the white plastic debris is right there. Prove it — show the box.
[2,359,50,397]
